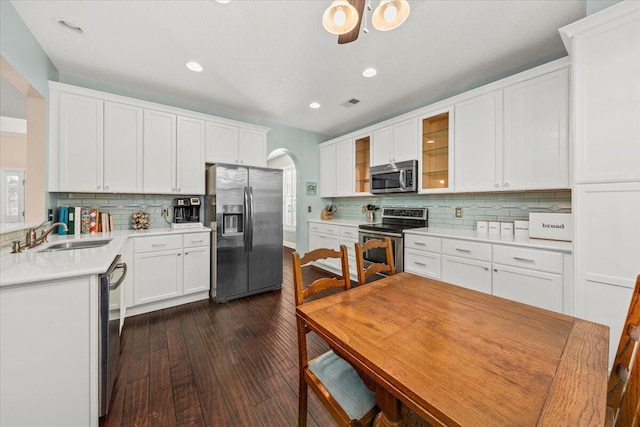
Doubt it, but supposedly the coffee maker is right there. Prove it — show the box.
[172,197,202,229]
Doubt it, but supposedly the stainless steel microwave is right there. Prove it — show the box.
[370,160,418,194]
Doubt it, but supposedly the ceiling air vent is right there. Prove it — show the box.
[341,98,361,108]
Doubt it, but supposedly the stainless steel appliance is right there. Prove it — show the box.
[358,207,428,274]
[204,164,283,302]
[370,159,418,194]
[99,255,127,417]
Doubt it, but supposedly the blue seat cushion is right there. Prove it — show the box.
[308,350,376,420]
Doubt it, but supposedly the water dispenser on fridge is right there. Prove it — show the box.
[222,205,243,235]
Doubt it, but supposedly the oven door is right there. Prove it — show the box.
[358,230,404,274]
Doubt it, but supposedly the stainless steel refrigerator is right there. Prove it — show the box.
[204,163,283,302]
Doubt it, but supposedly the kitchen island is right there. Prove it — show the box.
[0,227,211,427]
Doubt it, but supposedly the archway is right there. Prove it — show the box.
[267,148,299,249]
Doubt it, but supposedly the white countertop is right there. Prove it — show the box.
[405,227,573,252]
[0,227,211,288]
[308,218,368,227]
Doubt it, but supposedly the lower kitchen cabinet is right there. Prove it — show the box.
[404,234,442,279]
[307,220,360,280]
[130,231,210,315]
[183,245,210,294]
[442,255,492,294]
[1,276,98,427]
[492,265,562,312]
[134,248,183,305]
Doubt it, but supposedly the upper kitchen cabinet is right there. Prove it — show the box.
[454,66,569,192]
[371,117,418,167]
[205,121,268,167]
[354,134,371,194]
[104,102,143,193]
[502,68,569,190]
[562,4,640,184]
[143,111,204,194]
[420,109,453,192]
[50,91,104,192]
[319,138,353,197]
[454,91,502,192]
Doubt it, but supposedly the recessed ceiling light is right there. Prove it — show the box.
[215,0,231,3]
[309,102,321,109]
[426,139,435,144]
[55,19,84,35]
[362,67,377,78]
[186,61,203,72]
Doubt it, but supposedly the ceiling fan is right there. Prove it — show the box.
[322,0,411,45]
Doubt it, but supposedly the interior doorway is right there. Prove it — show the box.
[267,149,296,249]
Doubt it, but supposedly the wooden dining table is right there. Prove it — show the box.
[296,272,610,427]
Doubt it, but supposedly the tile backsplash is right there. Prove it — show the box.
[328,190,571,230]
[54,193,199,230]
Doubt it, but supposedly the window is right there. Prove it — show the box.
[283,165,296,229]
[0,168,25,223]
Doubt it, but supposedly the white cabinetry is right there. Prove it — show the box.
[132,232,211,309]
[1,276,98,427]
[454,91,502,192]
[560,1,640,367]
[454,68,569,192]
[319,139,353,197]
[133,234,183,305]
[143,111,204,194]
[205,122,267,167]
[307,221,359,280]
[442,238,492,294]
[502,68,569,190]
[104,102,143,193]
[404,234,441,279]
[53,92,104,192]
[371,118,418,166]
[492,245,563,312]
[183,232,211,295]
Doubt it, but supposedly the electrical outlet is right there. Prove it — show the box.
[455,207,463,218]
[362,206,366,213]
[162,208,168,217]
[307,206,312,213]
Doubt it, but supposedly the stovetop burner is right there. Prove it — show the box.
[358,207,428,234]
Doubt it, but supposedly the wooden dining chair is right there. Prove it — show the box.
[354,237,395,286]
[607,274,640,427]
[291,245,377,427]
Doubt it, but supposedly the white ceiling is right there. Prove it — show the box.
[11,0,585,137]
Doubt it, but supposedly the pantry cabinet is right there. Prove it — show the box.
[454,68,569,192]
[371,117,418,167]
[205,122,267,167]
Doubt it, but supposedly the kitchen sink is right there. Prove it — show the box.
[38,239,112,252]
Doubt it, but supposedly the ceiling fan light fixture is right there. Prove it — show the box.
[323,0,359,35]
[372,0,410,31]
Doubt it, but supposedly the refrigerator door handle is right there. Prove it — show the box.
[243,186,250,252]
[249,186,255,252]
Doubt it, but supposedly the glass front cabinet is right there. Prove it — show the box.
[354,135,370,194]
[420,109,453,192]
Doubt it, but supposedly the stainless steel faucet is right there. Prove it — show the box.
[11,221,69,253]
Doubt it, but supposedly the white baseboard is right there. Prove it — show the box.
[283,240,296,250]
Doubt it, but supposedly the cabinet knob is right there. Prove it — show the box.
[504,182,509,188]
[97,185,101,190]
[494,184,499,188]
[171,188,176,192]
[104,185,110,190]
[493,269,498,272]
[177,188,181,192]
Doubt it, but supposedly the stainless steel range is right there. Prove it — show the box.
[358,207,428,274]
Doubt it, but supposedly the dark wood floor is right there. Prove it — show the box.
[101,247,340,427]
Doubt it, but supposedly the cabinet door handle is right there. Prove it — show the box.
[185,252,189,255]
[504,182,510,188]
[97,185,102,190]
[493,269,498,272]
[484,267,489,271]
[494,184,499,188]
[414,242,426,246]
[455,248,472,253]
[177,253,181,256]
[104,185,110,190]
[513,257,535,263]
[414,261,426,266]
[191,239,205,243]
[152,243,167,247]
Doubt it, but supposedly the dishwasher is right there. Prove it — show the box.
[98,255,127,417]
